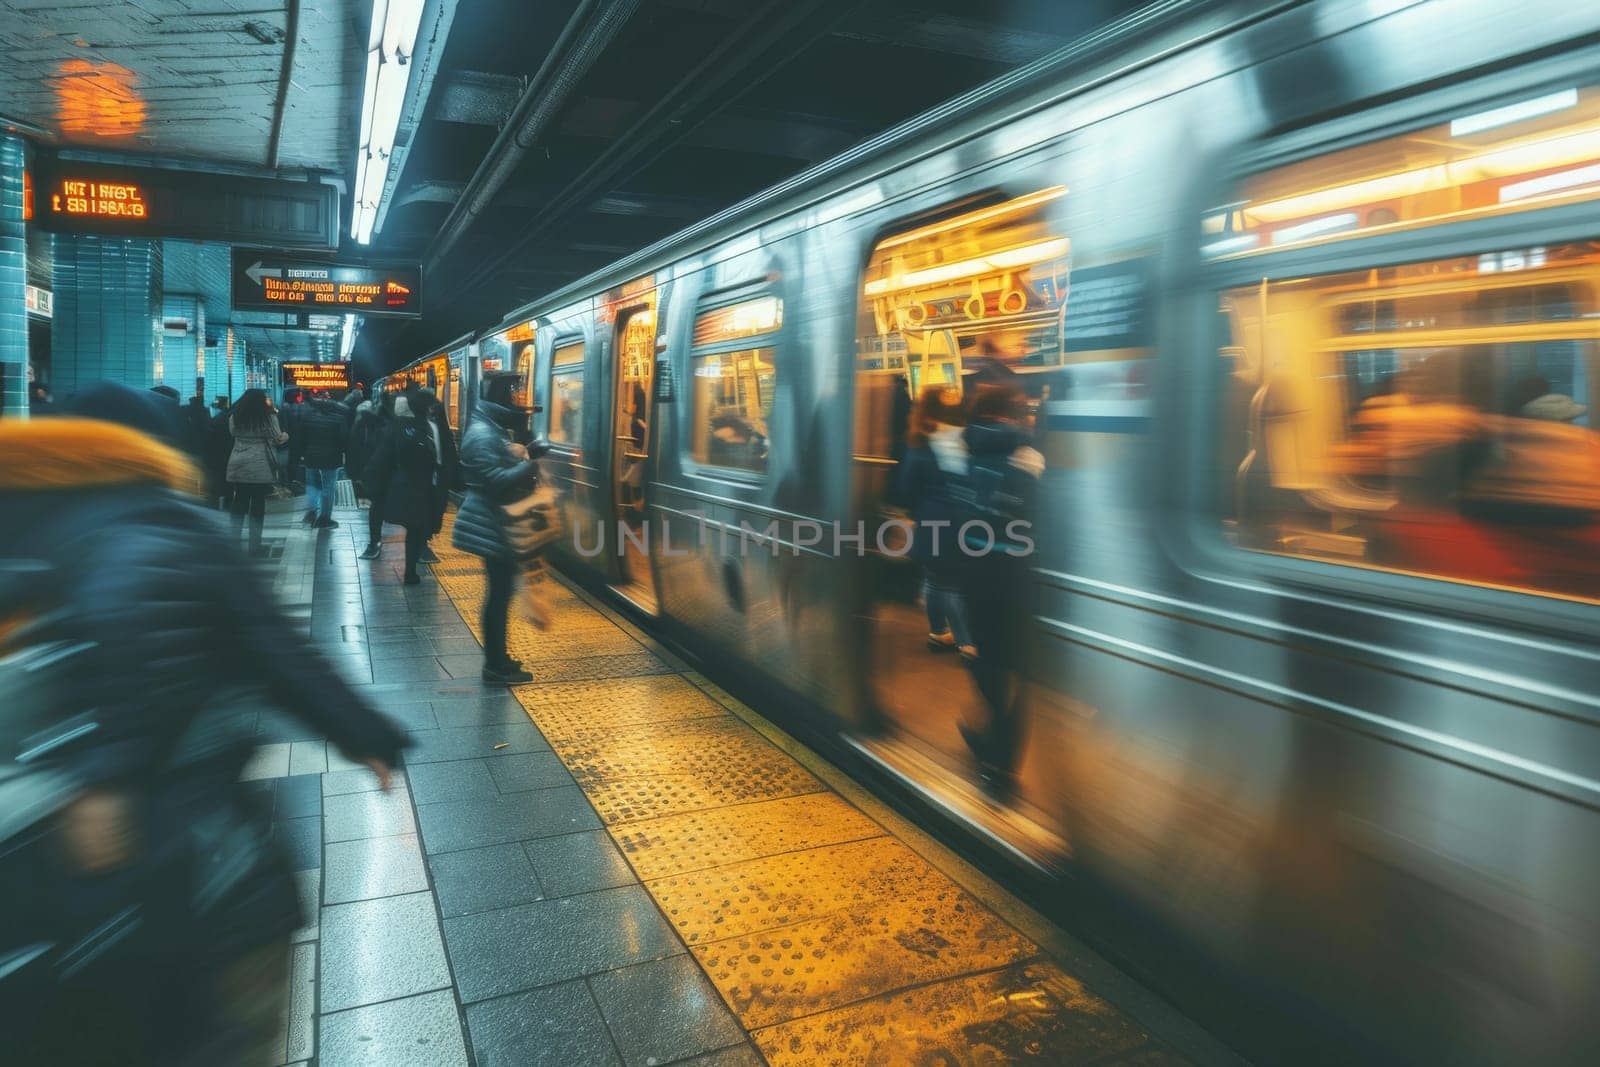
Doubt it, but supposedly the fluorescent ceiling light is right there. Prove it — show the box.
[352,0,426,244]
[1272,212,1359,245]
[1451,89,1578,137]
[863,237,1069,296]
[1499,162,1600,202]
[1202,233,1260,257]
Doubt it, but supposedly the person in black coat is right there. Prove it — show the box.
[0,383,406,1064]
[412,388,459,564]
[358,393,438,583]
[956,383,1044,800]
[453,393,547,684]
[181,396,210,460]
[290,394,351,528]
[204,396,234,510]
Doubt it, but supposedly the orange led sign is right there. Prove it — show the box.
[280,362,353,390]
[52,177,148,219]
[232,249,421,319]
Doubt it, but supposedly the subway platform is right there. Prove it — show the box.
[242,497,1238,1067]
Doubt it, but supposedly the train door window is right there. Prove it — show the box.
[446,359,462,430]
[855,186,1069,464]
[1205,83,1600,258]
[548,340,585,446]
[690,295,781,473]
[1213,78,1600,604]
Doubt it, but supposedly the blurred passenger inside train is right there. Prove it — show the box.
[413,386,459,565]
[894,384,974,659]
[1513,375,1587,423]
[226,388,288,557]
[205,395,233,510]
[292,389,350,530]
[708,407,768,471]
[361,389,439,584]
[0,382,406,1064]
[960,382,1043,798]
[454,374,547,685]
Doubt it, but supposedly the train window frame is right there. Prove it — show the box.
[1188,49,1600,637]
[684,287,784,482]
[546,335,586,450]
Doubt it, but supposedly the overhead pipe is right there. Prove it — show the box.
[424,0,642,276]
[266,0,301,170]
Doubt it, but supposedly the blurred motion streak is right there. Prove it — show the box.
[54,59,147,139]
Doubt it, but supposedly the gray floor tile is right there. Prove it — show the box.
[442,885,684,1003]
[320,892,452,1013]
[525,829,636,897]
[324,833,429,904]
[416,787,601,854]
[285,941,316,1063]
[320,989,468,1067]
[274,772,323,821]
[374,700,440,731]
[428,696,530,729]
[436,653,490,679]
[371,657,454,684]
[241,742,291,780]
[273,815,322,871]
[465,981,621,1067]
[323,788,417,842]
[403,723,550,765]
[323,767,405,796]
[291,869,320,943]
[368,638,442,661]
[429,842,544,918]
[588,956,745,1067]
[407,759,499,805]
[486,751,573,794]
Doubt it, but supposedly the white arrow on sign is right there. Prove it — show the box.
[245,261,284,286]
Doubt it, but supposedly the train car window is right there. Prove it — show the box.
[446,359,462,430]
[690,296,780,474]
[855,187,1069,460]
[1222,240,1600,603]
[1205,83,1600,257]
[548,340,585,446]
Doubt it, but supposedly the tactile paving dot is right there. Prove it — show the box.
[693,881,1040,1029]
[613,793,885,881]
[649,837,945,945]
[751,960,1160,1066]
[509,675,727,741]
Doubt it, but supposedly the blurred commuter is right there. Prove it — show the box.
[29,382,54,415]
[414,387,459,564]
[0,382,406,1065]
[360,393,438,583]
[227,389,288,557]
[292,391,350,529]
[205,396,233,510]
[182,396,210,460]
[958,383,1043,798]
[895,384,975,658]
[147,385,188,444]
[356,392,396,559]
[454,389,546,684]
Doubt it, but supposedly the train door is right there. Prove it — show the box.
[848,187,1071,860]
[609,301,660,611]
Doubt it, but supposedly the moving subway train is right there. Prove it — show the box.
[388,1,1600,1060]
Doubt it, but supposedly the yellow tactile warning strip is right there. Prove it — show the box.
[430,519,1190,1065]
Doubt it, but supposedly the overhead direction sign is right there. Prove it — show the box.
[231,249,421,318]
[32,157,339,248]
[281,362,353,390]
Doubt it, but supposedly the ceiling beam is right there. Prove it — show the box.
[431,69,523,126]
[831,7,1067,65]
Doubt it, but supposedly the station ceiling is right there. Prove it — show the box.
[0,0,1150,375]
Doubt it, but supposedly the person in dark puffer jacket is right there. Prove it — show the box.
[0,382,406,1065]
[290,393,351,528]
[453,394,549,685]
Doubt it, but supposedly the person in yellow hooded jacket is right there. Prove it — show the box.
[0,383,407,1065]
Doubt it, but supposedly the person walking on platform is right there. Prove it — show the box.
[414,387,458,565]
[958,383,1043,800]
[182,395,210,460]
[360,393,438,584]
[205,396,233,510]
[0,382,406,1065]
[453,386,547,685]
[226,389,288,557]
[292,390,350,529]
[355,393,392,558]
